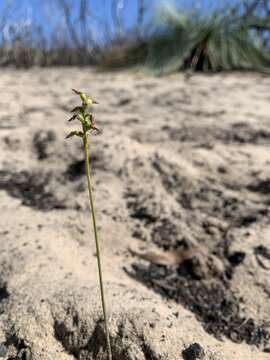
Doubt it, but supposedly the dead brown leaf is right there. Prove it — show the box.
[128,245,207,267]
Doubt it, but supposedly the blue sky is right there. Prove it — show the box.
[0,0,235,44]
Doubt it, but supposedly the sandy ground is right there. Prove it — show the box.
[0,68,270,359]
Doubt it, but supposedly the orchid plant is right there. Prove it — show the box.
[66,89,112,360]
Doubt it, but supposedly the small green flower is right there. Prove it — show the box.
[72,88,99,107]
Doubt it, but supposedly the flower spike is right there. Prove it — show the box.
[66,89,101,140]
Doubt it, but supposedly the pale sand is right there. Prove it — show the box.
[0,68,269,359]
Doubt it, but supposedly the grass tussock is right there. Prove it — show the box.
[146,9,270,74]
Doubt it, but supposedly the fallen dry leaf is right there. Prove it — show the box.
[128,245,207,267]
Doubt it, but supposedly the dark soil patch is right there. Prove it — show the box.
[125,150,269,254]
[0,170,65,211]
[33,130,56,160]
[125,148,270,350]
[130,262,270,350]
[64,152,105,181]
[125,184,268,253]
[247,179,270,194]
[2,333,31,360]
[152,154,269,226]
[132,123,270,146]
[227,251,246,267]
[164,124,270,145]
[0,287,9,302]
[126,148,270,349]
[65,159,85,180]
[182,343,205,360]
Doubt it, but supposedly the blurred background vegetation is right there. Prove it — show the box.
[0,0,269,73]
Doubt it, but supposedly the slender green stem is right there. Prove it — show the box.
[83,134,112,360]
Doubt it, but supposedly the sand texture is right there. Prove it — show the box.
[0,68,270,359]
